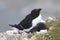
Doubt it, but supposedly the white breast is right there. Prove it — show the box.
[32,14,45,27]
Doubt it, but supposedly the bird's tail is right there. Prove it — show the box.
[9,24,24,30]
[9,24,17,27]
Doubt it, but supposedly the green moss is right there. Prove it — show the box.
[28,33,35,38]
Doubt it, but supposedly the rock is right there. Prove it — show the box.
[0,28,48,40]
[0,33,7,40]
[47,17,55,22]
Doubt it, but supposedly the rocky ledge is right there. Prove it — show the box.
[0,17,58,40]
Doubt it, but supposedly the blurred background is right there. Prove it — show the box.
[0,0,60,32]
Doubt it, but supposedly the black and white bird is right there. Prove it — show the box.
[9,8,48,33]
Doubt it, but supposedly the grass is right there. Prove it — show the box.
[42,18,60,40]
